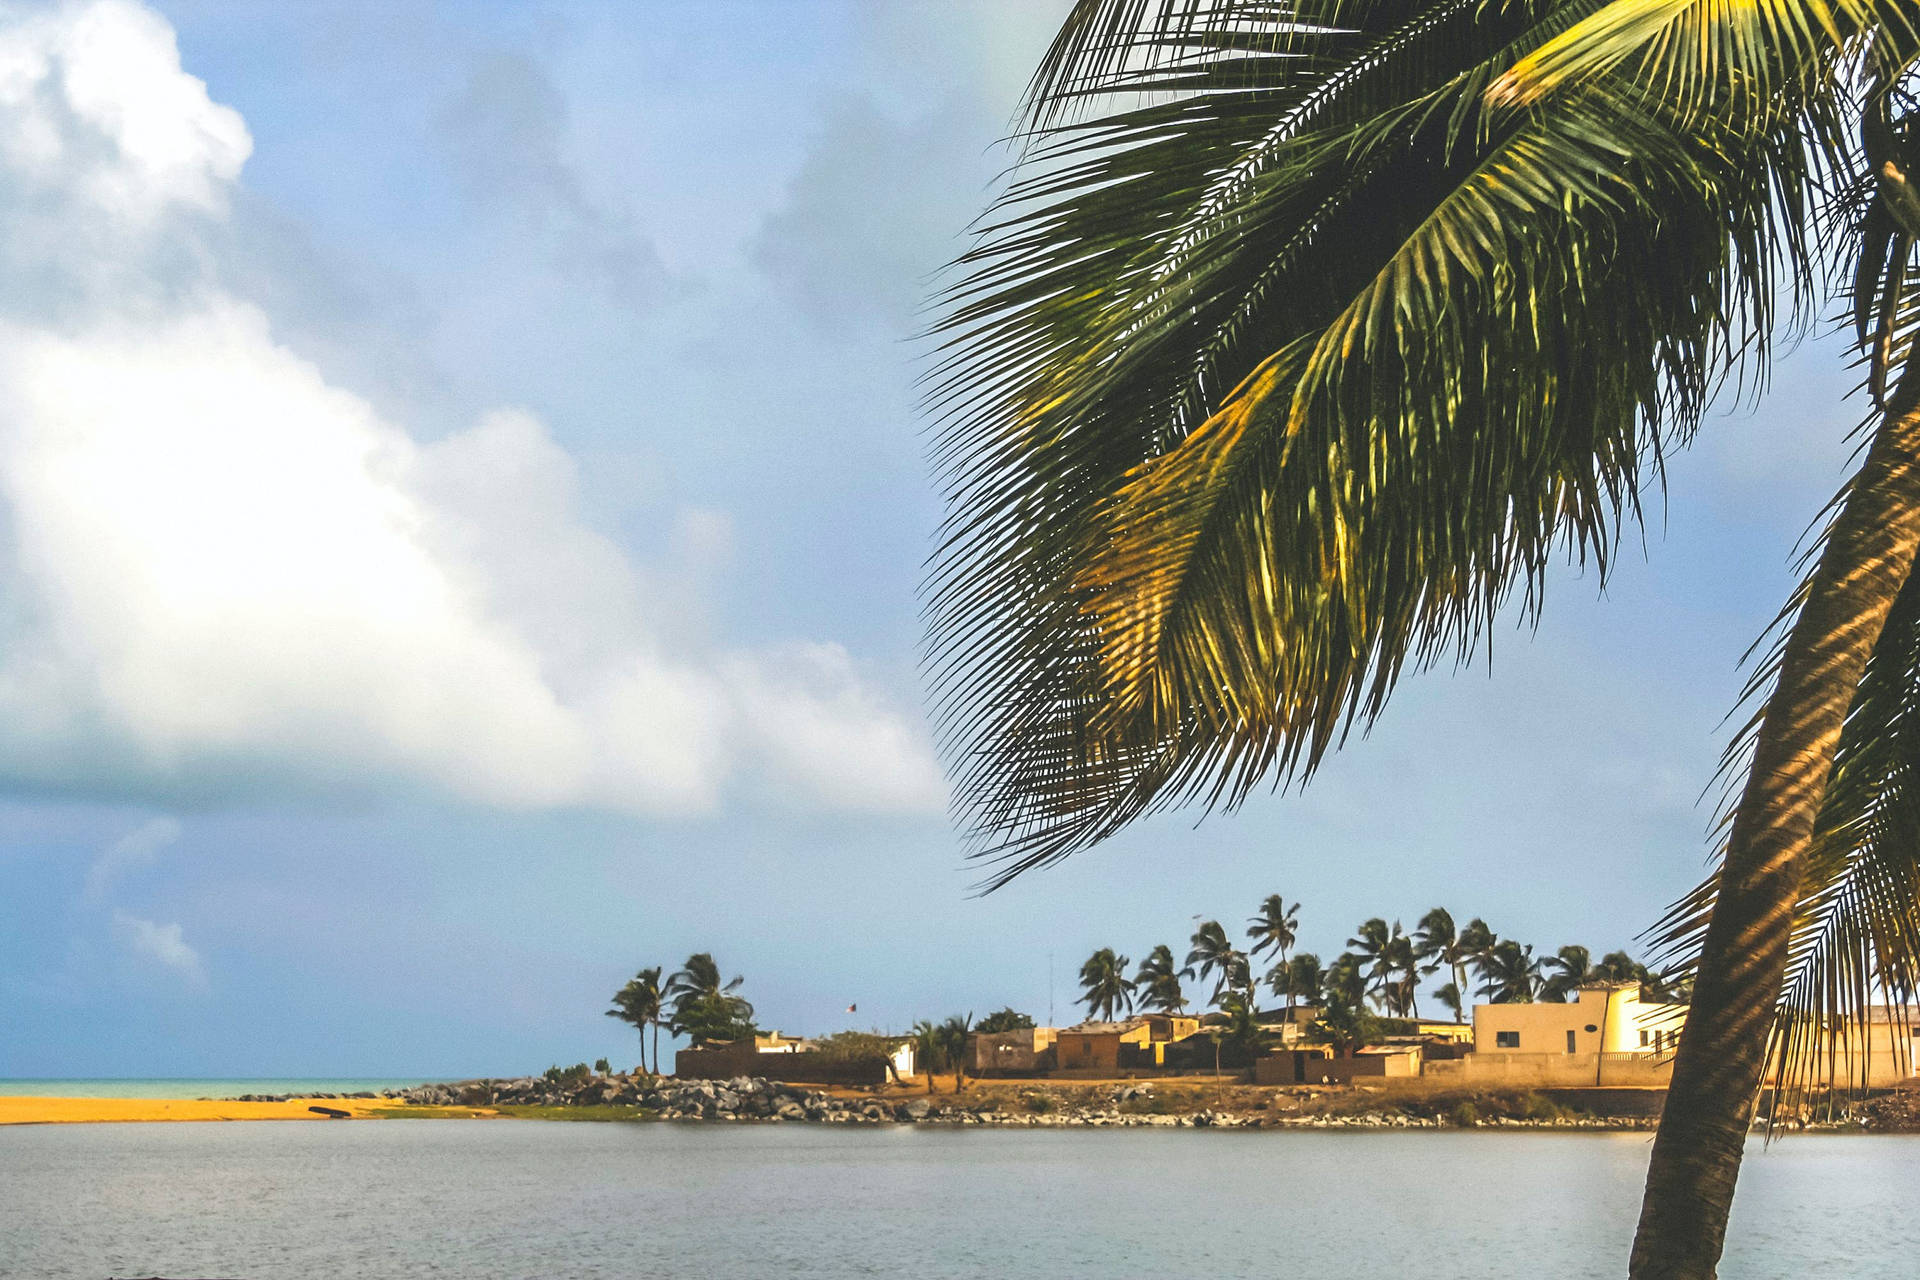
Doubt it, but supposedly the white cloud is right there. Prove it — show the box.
[112,909,201,979]
[83,815,179,899]
[0,1,945,817]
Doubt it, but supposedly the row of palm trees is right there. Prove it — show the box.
[605,953,755,1074]
[1077,899,1669,1025]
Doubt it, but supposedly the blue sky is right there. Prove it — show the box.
[0,0,1871,1078]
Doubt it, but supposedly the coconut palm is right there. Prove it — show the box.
[1077,948,1135,1022]
[1322,954,1368,1012]
[1134,944,1190,1013]
[1541,945,1596,1003]
[1246,895,1300,990]
[1347,919,1413,1014]
[910,1019,943,1093]
[937,1013,974,1093]
[1413,909,1471,1023]
[1185,920,1248,1005]
[664,953,754,1044]
[929,1,1920,1269]
[604,966,663,1074]
[1388,930,1423,1018]
[1477,941,1544,1005]
[1433,981,1465,1025]
[1278,952,1324,1014]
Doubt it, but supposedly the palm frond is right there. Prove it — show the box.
[928,0,1821,884]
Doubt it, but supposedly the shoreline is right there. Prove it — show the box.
[9,1073,1916,1132]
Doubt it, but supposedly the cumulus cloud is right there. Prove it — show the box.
[0,1,945,817]
[112,909,202,979]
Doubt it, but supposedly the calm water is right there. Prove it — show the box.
[0,1078,431,1098]
[1,1124,1914,1278]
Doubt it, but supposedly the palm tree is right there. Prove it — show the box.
[604,966,663,1074]
[1433,981,1465,1025]
[1346,919,1413,1014]
[1247,895,1300,992]
[910,1019,943,1093]
[928,2,1920,1269]
[1277,952,1323,1014]
[1541,945,1596,1003]
[1077,948,1135,1022]
[1477,941,1544,1005]
[936,1013,974,1093]
[1185,920,1248,1005]
[1134,944,1189,1013]
[1386,930,1421,1018]
[1322,954,1367,1012]
[664,953,754,1044]
[1413,909,1471,1023]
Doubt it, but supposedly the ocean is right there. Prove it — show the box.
[0,1078,434,1098]
[1,1121,1915,1278]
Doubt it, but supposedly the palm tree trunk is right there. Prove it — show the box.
[1629,399,1920,1279]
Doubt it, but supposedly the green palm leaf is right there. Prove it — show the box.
[929,0,1816,883]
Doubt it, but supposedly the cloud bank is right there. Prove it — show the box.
[0,1,944,816]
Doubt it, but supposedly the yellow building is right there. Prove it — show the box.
[1473,983,1686,1058]
[1052,1015,1202,1072]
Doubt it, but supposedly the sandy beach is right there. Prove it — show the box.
[0,1096,472,1125]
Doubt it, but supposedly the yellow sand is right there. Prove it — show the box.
[0,1095,480,1125]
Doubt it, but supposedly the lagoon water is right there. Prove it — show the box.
[2,1123,1915,1278]
[0,1077,430,1098]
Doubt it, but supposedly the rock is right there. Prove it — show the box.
[900,1098,932,1120]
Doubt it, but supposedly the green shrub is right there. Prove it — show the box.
[593,1058,611,1075]
[1521,1093,1563,1121]
[1450,1101,1480,1128]
[1022,1093,1056,1114]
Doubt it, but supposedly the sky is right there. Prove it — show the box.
[0,0,1876,1078]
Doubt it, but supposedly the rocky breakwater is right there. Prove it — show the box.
[396,1075,922,1122]
[390,1076,1659,1129]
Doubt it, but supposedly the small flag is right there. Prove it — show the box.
[845,1003,857,1014]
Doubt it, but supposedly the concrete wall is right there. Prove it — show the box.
[674,1043,889,1085]
[1423,1052,1675,1088]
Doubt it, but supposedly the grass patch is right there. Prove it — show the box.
[1449,1102,1481,1128]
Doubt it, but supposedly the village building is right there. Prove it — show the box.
[970,1026,1059,1077]
[1053,1015,1202,1073]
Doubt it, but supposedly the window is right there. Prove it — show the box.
[1496,1031,1520,1049]
[1640,1029,1650,1047]
[1566,1030,1578,1054]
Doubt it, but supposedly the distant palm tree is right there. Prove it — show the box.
[1278,952,1324,1014]
[1247,895,1300,991]
[1186,920,1248,1005]
[1477,940,1544,1004]
[1433,982,1465,1024]
[910,1019,942,1093]
[1414,909,1471,1021]
[1077,948,1135,1021]
[1542,945,1596,1002]
[664,953,754,1043]
[1322,954,1367,1011]
[936,1013,974,1093]
[1347,918,1416,1014]
[1134,944,1189,1013]
[1458,919,1498,992]
[1385,930,1421,1018]
[604,966,663,1074]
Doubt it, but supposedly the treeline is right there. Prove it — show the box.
[1078,896,1685,1030]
